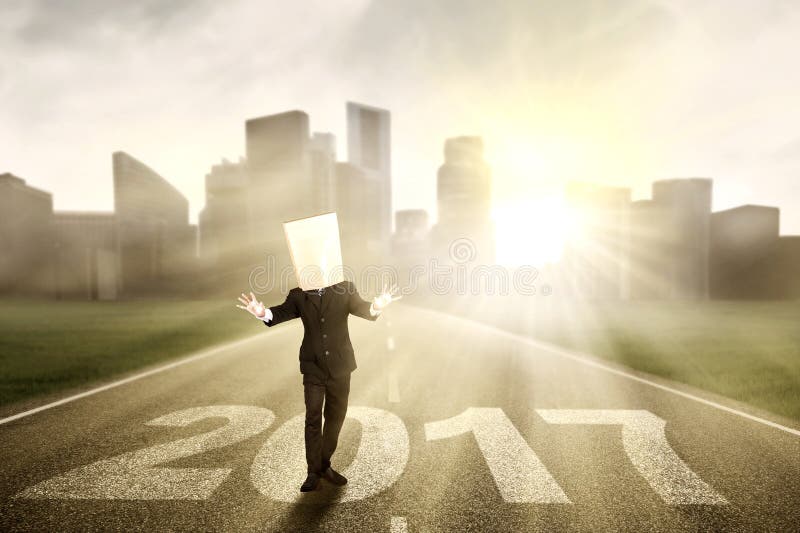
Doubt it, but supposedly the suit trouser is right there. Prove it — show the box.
[303,370,351,474]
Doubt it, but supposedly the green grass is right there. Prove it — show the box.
[481,298,800,422]
[2,297,799,424]
[0,298,260,408]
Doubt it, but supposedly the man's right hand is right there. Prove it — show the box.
[237,292,267,319]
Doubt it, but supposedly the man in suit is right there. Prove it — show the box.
[237,281,400,492]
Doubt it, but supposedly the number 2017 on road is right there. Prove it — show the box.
[16,406,727,505]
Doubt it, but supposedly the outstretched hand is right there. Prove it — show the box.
[372,284,402,312]
[237,292,266,319]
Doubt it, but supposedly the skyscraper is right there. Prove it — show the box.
[628,199,673,299]
[309,132,337,214]
[113,151,195,294]
[0,173,54,294]
[437,137,492,224]
[246,110,313,245]
[335,162,382,268]
[626,178,712,300]
[710,205,780,299]
[652,178,712,300]
[432,136,494,263]
[244,110,315,283]
[563,182,631,299]
[198,157,250,270]
[391,209,430,269]
[346,102,391,251]
[52,211,118,300]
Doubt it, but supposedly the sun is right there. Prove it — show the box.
[493,196,573,266]
[487,138,576,266]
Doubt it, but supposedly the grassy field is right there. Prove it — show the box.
[475,298,800,422]
[1,297,799,423]
[0,298,260,408]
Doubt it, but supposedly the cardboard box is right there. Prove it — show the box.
[283,212,345,290]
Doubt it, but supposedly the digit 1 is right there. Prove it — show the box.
[425,408,570,503]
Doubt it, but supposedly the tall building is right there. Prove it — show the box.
[346,102,392,251]
[710,205,800,299]
[710,205,779,299]
[437,137,492,223]
[113,151,195,294]
[624,178,712,300]
[628,199,674,299]
[198,157,250,271]
[652,178,712,300]
[244,110,316,287]
[0,173,54,294]
[246,111,312,245]
[394,209,429,242]
[335,162,382,268]
[309,132,337,214]
[563,182,631,299]
[750,236,800,298]
[391,209,430,268]
[432,136,494,263]
[52,211,118,300]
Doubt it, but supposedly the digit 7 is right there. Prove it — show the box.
[536,409,727,505]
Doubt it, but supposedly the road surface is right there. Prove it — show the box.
[1,305,798,531]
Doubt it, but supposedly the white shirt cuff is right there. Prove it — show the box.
[255,308,273,322]
[369,303,381,317]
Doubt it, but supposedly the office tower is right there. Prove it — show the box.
[309,132,337,213]
[652,178,712,300]
[52,211,118,300]
[626,178,712,300]
[246,110,312,244]
[394,209,429,242]
[628,199,674,299]
[709,204,800,299]
[113,151,194,294]
[0,173,54,294]
[346,102,391,251]
[391,209,430,268]
[433,136,494,263]
[563,182,631,299]
[437,136,492,224]
[753,236,800,298]
[335,162,382,267]
[198,157,250,270]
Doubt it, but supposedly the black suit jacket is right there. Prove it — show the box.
[264,280,378,379]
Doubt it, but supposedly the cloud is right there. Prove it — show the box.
[1,0,799,234]
[12,0,208,47]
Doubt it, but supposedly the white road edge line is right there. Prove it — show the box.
[0,327,293,426]
[388,372,401,403]
[417,305,800,438]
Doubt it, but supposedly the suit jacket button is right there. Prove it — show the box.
[321,317,325,322]
[322,334,327,338]
[325,350,329,355]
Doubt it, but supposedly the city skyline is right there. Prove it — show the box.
[5,97,800,268]
[2,0,800,242]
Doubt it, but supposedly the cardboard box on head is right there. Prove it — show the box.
[283,212,345,291]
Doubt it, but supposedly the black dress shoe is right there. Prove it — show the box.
[300,472,321,492]
[322,467,347,486]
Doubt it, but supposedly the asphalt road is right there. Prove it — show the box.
[1,305,799,532]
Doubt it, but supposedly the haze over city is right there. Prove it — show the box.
[3,0,800,265]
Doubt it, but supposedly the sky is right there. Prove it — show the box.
[2,0,800,241]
